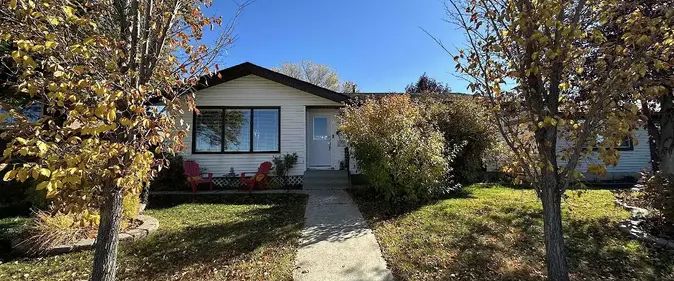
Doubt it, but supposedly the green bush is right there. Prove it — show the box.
[272,153,299,189]
[149,155,186,191]
[339,95,459,203]
[350,174,370,186]
[420,96,495,183]
[643,172,674,224]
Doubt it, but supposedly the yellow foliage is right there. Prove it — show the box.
[1,0,233,234]
[587,164,607,176]
[339,95,451,202]
[122,193,141,220]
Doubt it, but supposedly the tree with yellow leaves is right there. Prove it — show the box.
[0,0,247,280]
[445,0,646,280]
[603,1,674,178]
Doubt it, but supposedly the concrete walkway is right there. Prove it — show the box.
[293,171,394,281]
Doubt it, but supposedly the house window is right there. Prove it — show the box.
[194,109,223,152]
[193,107,280,153]
[252,109,280,152]
[224,109,251,152]
[616,138,634,151]
[0,102,43,126]
[594,135,634,151]
[313,117,328,141]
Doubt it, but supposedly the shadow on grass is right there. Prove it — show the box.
[120,206,303,279]
[1,193,308,281]
[0,217,29,261]
[424,206,546,281]
[347,186,475,223]
[120,193,308,280]
[355,189,674,281]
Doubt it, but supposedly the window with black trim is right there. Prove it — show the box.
[594,135,634,151]
[616,138,634,151]
[193,107,280,153]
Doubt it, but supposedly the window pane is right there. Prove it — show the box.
[313,117,328,140]
[194,109,223,152]
[0,103,42,124]
[253,109,279,152]
[619,138,633,149]
[23,103,42,122]
[224,109,251,152]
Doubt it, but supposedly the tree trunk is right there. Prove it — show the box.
[90,188,124,281]
[658,91,674,176]
[540,176,570,281]
[642,100,660,172]
[535,124,570,281]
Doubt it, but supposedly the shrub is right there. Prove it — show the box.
[21,211,89,254]
[643,172,674,224]
[20,193,141,253]
[149,155,186,191]
[122,193,141,220]
[339,95,458,203]
[420,96,495,183]
[272,153,299,189]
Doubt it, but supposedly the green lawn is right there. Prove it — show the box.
[351,185,674,281]
[0,193,307,281]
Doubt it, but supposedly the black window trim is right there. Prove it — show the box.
[192,106,281,154]
[592,137,635,152]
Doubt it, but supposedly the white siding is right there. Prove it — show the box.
[557,128,652,181]
[179,75,342,176]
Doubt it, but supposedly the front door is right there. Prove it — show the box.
[307,112,332,168]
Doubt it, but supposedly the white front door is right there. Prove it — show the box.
[307,112,332,168]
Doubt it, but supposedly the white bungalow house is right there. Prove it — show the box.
[178,62,352,186]
[178,62,652,186]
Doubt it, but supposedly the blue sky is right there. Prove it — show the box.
[207,0,468,93]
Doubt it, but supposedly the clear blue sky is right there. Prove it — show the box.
[207,0,469,93]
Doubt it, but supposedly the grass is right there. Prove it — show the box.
[351,185,674,281]
[0,193,307,281]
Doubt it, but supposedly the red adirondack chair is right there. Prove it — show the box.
[183,160,214,193]
[240,162,273,191]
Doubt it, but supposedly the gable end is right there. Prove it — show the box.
[197,62,349,103]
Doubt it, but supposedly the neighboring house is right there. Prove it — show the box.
[180,62,652,185]
[0,103,43,150]
[557,129,652,182]
[179,62,352,186]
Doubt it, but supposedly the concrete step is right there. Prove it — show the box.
[303,170,350,190]
[304,178,349,183]
[304,183,350,189]
[304,178,349,184]
[304,169,348,176]
[304,172,348,180]
[304,179,349,185]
